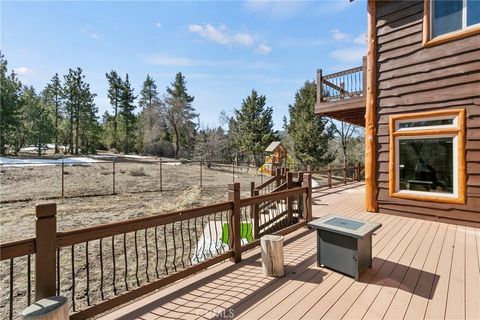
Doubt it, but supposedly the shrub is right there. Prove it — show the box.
[129,167,146,176]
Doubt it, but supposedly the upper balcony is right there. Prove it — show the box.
[315,57,366,127]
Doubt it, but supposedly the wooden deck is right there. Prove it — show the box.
[100,183,480,320]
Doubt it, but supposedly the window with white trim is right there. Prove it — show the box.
[389,110,466,204]
[431,0,480,38]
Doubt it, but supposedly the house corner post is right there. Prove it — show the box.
[35,203,57,300]
[228,182,241,263]
[365,0,378,212]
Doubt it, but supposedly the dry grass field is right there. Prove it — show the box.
[0,159,266,243]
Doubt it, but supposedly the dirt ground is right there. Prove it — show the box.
[0,160,267,243]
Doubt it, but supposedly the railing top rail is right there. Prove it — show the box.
[56,201,233,247]
[0,237,36,260]
[254,175,278,191]
[323,65,363,80]
[240,186,307,207]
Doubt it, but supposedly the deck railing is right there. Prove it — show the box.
[317,56,366,104]
[0,173,312,320]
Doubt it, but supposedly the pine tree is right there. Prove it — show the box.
[285,81,334,167]
[229,90,276,166]
[119,74,136,153]
[43,73,63,153]
[137,74,162,153]
[138,74,158,109]
[0,52,22,155]
[164,72,197,158]
[106,70,122,149]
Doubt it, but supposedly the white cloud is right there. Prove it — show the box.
[278,37,323,47]
[330,47,366,63]
[91,33,99,39]
[81,25,100,40]
[244,0,308,19]
[188,24,254,47]
[353,33,366,45]
[144,54,238,67]
[156,22,162,28]
[255,43,271,55]
[330,28,349,41]
[13,67,32,75]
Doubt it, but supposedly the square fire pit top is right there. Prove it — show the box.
[308,215,382,239]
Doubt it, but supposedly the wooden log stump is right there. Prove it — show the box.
[261,235,284,277]
[21,296,68,320]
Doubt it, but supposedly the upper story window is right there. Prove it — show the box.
[432,0,480,37]
[424,0,480,46]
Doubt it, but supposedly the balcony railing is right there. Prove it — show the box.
[316,57,366,104]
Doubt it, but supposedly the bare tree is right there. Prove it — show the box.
[327,119,359,166]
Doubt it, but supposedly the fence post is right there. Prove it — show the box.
[61,161,65,198]
[343,162,347,185]
[159,158,163,192]
[286,172,293,222]
[200,160,203,188]
[112,158,116,195]
[302,174,313,221]
[275,168,281,187]
[357,162,362,182]
[253,189,260,240]
[228,182,241,263]
[328,164,332,188]
[35,203,57,301]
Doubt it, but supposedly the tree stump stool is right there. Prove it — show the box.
[21,296,69,320]
[261,235,284,277]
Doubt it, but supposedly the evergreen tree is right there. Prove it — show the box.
[43,73,63,153]
[285,81,334,167]
[23,87,54,155]
[164,72,197,158]
[138,74,158,109]
[63,68,98,154]
[137,74,162,153]
[229,89,276,166]
[0,52,22,155]
[119,74,136,153]
[106,70,122,149]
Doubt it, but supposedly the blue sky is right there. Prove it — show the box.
[1,0,367,130]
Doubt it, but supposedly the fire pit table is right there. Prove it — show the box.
[308,215,382,280]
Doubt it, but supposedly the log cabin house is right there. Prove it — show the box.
[316,0,480,226]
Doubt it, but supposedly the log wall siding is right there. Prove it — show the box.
[375,1,480,224]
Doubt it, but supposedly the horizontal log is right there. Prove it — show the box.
[57,202,233,247]
[376,0,422,20]
[376,2,423,29]
[378,21,423,46]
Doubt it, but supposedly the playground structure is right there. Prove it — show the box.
[258,142,288,176]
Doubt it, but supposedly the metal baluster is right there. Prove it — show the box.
[213,212,220,255]
[163,224,169,275]
[27,254,31,305]
[193,217,200,263]
[207,214,215,257]
[85,241,90,306]
[134,231,140,286]
[111,236,117,295]
[219,211,225,253]
[71,245,76,311]
[144,229,149,282]
[179,220,186,269]
[172,222,177,272]
[201,216,207,261]
[9,258,13,320]
[99,238,104,299]
[123,233,128,291]
[187,219,193,264]
[154,226,159,278]
[56,249,60,296]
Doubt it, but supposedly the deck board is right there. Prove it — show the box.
[99,183,479,320]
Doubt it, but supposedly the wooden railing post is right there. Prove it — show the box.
[228,183,241,263]
[306,164,312,174]
[35,203,57,301]
[286,172,293,222]
[253,189,260,240]
[316,69,323,103]
[297,171,304,188]
[328,164,332,188]
[357,162,362,182]
[302,174,313,221]
[343,162,347,184]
